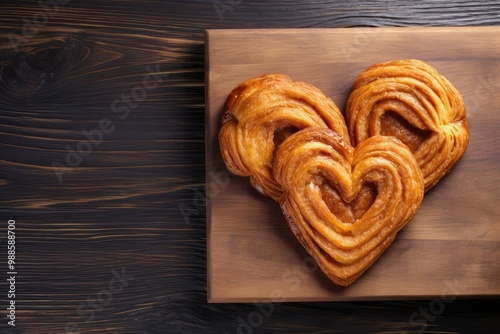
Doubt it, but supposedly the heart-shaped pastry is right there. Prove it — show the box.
[346,59,469,191]
[219,74,350,200]
[273,127,424,286]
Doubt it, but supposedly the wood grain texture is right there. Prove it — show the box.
[0,0,499,333]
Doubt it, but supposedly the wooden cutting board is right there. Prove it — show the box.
[205,27,500,302]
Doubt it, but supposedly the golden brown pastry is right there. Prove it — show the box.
[346,59,469,191]
[273,127,424,286]
[219,74,350,200]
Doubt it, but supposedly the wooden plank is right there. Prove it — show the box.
[206,27,500,302]
[1,0,500,332]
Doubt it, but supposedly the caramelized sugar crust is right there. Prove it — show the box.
[346,59,469,191]
[273,128,424,286]
[219,74,350,200]
[380,111,432,153]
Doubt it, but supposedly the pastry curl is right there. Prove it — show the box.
[219,74,350,200]
[346,59,469,191]
[273,127,424,286]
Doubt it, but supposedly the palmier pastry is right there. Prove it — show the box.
[219,74,350,200]
[346,59,469,191]
[273,127,424,286]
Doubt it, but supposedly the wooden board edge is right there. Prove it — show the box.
[208,292,500,304]
[205,26,500,36]
[205,29,214,303]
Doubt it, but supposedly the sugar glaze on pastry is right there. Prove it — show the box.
[346,59,469,191]
[219,74,350,200]
[273,128,424,286]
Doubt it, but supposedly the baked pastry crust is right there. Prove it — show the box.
[346,59,469,191]
[219,74,350,200]
[273,127,424,286]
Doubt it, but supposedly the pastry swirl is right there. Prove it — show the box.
[219,74,350,200]
[273,127,424,286]
[346,59,469,191]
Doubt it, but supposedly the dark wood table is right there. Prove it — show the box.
[1,1,499,333]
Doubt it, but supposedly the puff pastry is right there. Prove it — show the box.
[346,59,469,191]
[219,74,350,200]
[273,127,424,286]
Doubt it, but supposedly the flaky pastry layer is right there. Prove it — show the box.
[346,59,469,191]
[273,128,424,286]
[219,74,350,200]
